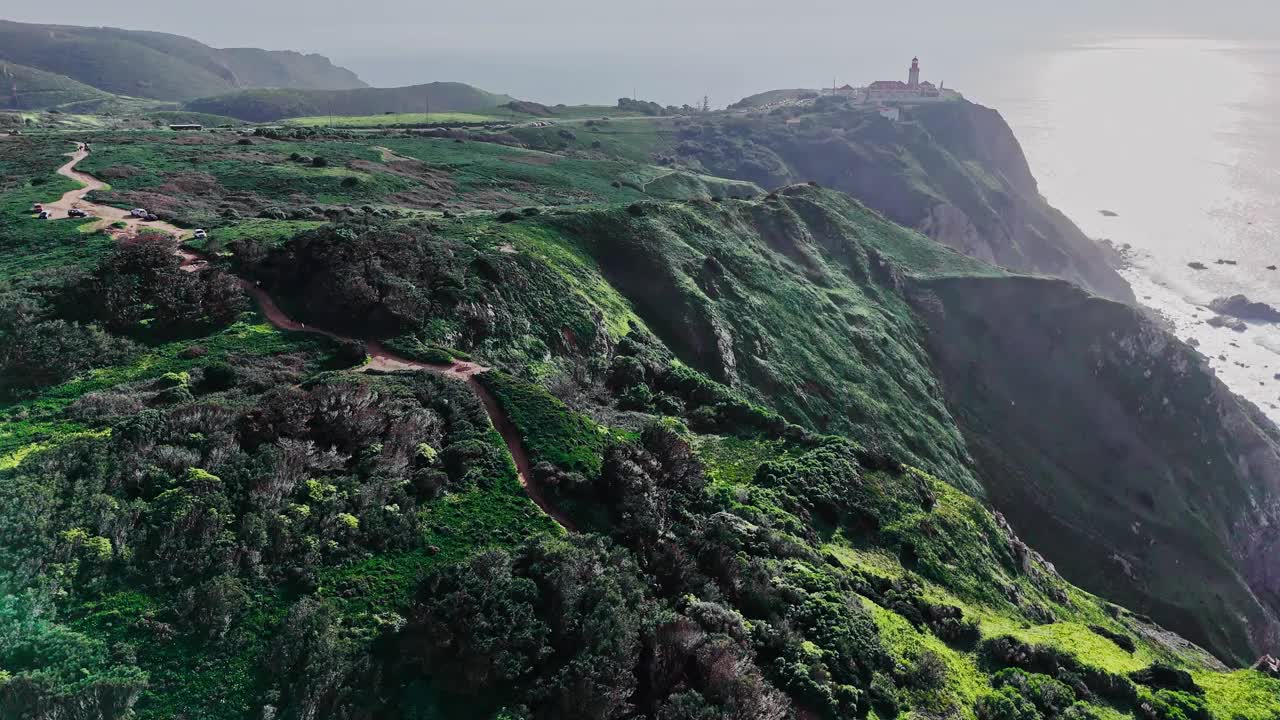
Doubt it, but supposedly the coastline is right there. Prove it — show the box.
[984,35,1280,425]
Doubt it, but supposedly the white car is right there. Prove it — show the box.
[193,229,208,240]
[130,208,148,218]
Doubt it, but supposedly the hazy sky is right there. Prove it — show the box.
[7,1,1280,104]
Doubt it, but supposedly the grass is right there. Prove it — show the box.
[543,192,982,491]
[1194,670,1280,720]
[867,601,988,718]
[0,136,114,280]
[478,371,610,477]
[507,116,675,163]
[284,112,507,127]
[190,218,325,251]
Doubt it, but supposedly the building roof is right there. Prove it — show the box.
[837,84,855,90]
[869,80,908,90]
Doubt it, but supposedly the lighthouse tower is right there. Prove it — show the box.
[908,57,921,88]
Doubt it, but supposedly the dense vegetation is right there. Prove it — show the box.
[0,20,365,102]
[1,119,1278,720]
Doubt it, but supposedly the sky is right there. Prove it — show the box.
[6,1,1280,105]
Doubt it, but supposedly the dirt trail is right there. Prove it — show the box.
[373,145,419,164]
[242,281,574,528]
[46,144,191,238]
[56,143,574,532]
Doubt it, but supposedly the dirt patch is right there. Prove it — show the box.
[158,171,224,195]
[455,189,524,210]
[97,190,189,215]
[351,157,455,187]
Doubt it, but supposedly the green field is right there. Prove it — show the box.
[283,111,510,127]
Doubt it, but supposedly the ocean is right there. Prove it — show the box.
[965,36,1280,423]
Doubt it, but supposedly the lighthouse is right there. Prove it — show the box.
[908,57,921,89]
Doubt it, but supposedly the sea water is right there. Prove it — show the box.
[970,36,1280,423]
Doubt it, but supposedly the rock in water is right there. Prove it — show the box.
[1206,315,1249,332]
[1209,294,1280,324]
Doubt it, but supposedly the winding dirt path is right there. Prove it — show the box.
[51,142,574,532]
[47,144,191,238]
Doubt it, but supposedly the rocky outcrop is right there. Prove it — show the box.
[909,102,1134,303]
[1209,294,1280,324]
[911,275,1280,665]
[1254,655,1280,678]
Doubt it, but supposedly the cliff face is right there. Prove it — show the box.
[912,275,1280,664]
[675,99,1135,304]
[910,102,1133,302]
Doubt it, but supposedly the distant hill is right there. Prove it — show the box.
[0,20,366,102]
[729,88,819,109]
[185,82,515,122]
[0,61,114,109]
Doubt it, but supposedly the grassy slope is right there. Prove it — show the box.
[917,275,1280,665]
[69,130,759,231]
[0,137,559,717]
[2,129,1277,718]
[0,20,364,101]
[0,135,115,280]
[535,188,989,490]
[0,61,116,110]
[185,83,513,123]
[477,378,1280,720]
[497,102,1131,302]
[284,112,508,127]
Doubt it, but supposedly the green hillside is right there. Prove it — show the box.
[185,82,515,122]
[505,99,1132,303]
[0,20,366,102]
[0,60,115,110]
[1,123,1279,720]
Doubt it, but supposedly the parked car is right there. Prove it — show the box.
[142,213,159,222]
[68,208,88,218]
[37,211,49,220]
[32,203,43,213]
[130,208,148,218]
[193,229,208,240]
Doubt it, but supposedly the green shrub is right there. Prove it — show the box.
[976,686,1042,720]
[479,372,605,477]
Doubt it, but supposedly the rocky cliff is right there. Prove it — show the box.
[911,274,1280,664]
[671,99,1135,303]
